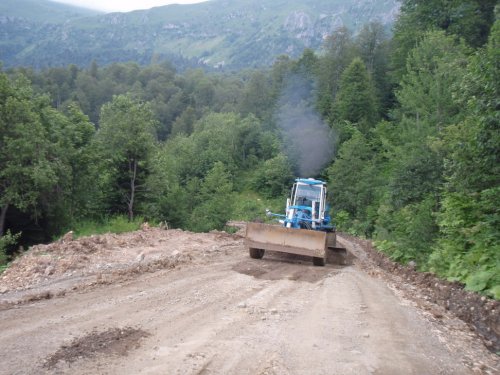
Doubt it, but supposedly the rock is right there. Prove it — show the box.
[44,265,55,276]
[0,286,8,294]
[136,253,145,262]
[408,260,417,269]
[237,302,247,308]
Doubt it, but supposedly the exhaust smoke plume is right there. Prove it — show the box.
[276,74,335,177]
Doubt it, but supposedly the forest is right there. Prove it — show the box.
[0,1,498,299]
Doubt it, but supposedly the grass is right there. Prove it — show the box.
[0,264,8,275]
[71,215,148,239]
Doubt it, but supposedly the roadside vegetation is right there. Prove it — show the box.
[0,1,498,298]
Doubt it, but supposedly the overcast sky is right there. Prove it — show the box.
[51,0,208,13]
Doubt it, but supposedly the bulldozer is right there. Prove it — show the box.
[245,178,347,266]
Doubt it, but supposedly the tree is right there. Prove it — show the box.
[143,144,189,228]
[391,0,496,80]
[251,153,294,199]
[188,162,234,232]
[395,31,468,132]
[317,27,356,117]
[238,71,272,120]
[170,106,197,136]
[96,94,158,221]
[58,104,97,220]
[0,74,56,237]
[333,58,378,134]
[327,130,379,236]
[429,21,500,298]
[355,22,394,115]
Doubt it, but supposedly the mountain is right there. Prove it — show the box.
[0,0,101,23]
[0,0,400,70]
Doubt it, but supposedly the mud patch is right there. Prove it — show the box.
[233,253,339,283]
[44,327,149,369]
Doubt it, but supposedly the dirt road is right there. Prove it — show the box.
[0,228,498,374]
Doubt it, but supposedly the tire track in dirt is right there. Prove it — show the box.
[0,231,498,374]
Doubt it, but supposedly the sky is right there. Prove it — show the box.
[51,0,208,13]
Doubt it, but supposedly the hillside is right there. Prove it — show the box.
[0,0,400,69]
[0,0,100,23]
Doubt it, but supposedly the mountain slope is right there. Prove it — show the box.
[0,0,101,23]
[0,0,399,69]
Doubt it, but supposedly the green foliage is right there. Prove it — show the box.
[96,94,158,221]
[428,21,500,296]
[388,143,443,209]
[239,71,272,121]
[395,31,468,130]
[332,210,350,232]
[188,162,234,232]
[391,0,496,80]
[333,57,379,133]
[328,130,381,236]
[375,195,439,265]
[231,191,283,223]
[0,230,21,265]
[0,75,54,213]
[250,154,294,199]
[365,31,469,270]
[72,216,146,238]
[317,27,356,118]
[142,145,188,229]
[355,22,394,115]
[429,189,500,297]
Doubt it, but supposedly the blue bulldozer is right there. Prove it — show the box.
[245,178,347,266]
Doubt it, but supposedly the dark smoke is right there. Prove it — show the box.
[276,74,335,177]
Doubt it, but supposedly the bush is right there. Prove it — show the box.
[0,230,21,265]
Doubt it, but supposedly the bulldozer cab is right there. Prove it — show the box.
[288,179,327,225]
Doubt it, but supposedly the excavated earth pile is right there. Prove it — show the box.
[0,227,242,306]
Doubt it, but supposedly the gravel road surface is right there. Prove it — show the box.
[0,228,497,374]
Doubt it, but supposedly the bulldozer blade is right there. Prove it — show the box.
[246,222,328,258]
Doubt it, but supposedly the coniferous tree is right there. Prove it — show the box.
[333,58,378,135]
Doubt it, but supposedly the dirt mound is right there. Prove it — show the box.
[340,234,500,354]
[0,227,243,294]
[44,327,149,369]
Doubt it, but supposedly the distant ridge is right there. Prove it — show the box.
[0,0,101,23]
[0,0,399,69]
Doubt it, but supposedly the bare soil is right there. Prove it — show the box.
[0,225,498,375]
[44,327,150,369]
[337,235,500,354]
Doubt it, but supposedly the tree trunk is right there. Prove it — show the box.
[128,159,137,222]
[0,204,8,237]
